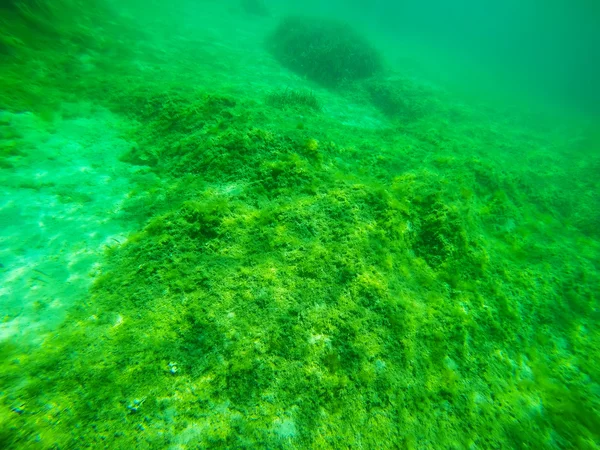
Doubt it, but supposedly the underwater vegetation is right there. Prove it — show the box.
[240,0,270,17]
[0,0,599,449]
[0,0,143,114]
[365,77,436,122]
[266,15,383,88]
[2,81,599,448]
[266,88,322,112]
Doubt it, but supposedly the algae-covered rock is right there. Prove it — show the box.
[240,0,270,17]
[266,16,382,88]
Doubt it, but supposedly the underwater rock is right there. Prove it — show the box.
[266,16,382,88]
[240,0,270,17]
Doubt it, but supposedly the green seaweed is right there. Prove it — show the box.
[266,15,383,88]
[0,1,599,449]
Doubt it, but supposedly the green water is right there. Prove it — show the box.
[1,1,599,448]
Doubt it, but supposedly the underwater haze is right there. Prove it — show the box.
[294,0,600,116]
[1,0,599,448]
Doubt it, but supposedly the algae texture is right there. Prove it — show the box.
[0,1,599,449]
[266,15,383,88]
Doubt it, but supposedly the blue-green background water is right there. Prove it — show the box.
[295,0,600,115]
[0,0,599,448]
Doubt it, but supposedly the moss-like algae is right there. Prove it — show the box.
[1,1,599,449]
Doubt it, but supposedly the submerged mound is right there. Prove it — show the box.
[240,0,270,17]
[266,16,383,88]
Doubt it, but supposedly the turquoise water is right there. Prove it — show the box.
[1,1,599,448]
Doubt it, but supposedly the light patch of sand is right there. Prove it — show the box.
[0,104,140,341]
